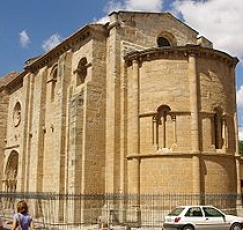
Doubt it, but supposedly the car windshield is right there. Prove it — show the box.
[169,207,184,216]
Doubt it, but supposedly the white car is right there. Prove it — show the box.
[163,205,243,230]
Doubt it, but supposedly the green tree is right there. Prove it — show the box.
[239,141,243,156]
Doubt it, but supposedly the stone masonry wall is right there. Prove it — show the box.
[117,12,198,48]
[0,90,9,188]
[198,57,237,152]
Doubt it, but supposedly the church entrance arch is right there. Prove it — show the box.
[5,150,19,192]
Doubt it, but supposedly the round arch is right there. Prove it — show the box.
[5,150,19,192]
[156,31,177,47]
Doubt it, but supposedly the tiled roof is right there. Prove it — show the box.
[0,71,20,90]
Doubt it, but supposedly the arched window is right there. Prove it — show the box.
[154,105,171,149]
[13,102,21,127]
[50,67,58,102]
[157,37,171,47]
[213,107,223,149]
[156,31,177,47]
[74,57,88,86]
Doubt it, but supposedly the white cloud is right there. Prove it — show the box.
[96,15,110,24]
[104,0,125,13]
[103,0,163,14]
[19,30,30,48]
[42,34,63,52]
[99,0,163,23]
[237,85,243,108]
[239,126,243,141]
[124,0,163,11]
[171,0,243,60]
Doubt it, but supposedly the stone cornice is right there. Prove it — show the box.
[24,24,107,73]
[1,24,108,93]
[127,151,236,159]
[124,45,239,68]
[0,72,22,92]
[139,111,191,118]
[4,144,20,150]
[3,72,25,93]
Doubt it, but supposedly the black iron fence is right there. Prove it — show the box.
[0,192,241,229]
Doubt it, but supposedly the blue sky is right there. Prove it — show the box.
[0,0,242,139]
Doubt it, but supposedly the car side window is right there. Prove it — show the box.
[185,207,203,217]
[203,207,222,217]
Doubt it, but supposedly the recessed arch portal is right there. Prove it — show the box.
[5,150,19,192]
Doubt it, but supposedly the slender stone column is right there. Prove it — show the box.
[236,158,241,196]
[171,115,177,146]
[22,72,37,192]
[153,117,158,149]
[132,59,140,151]
[222,116,228,151]
[105,13,120,194]
[189,54,200,152]
[236,157,242,210]
[131,59,140,205]
[210,115,215,146]
[234,111,242,206]
[192,155,200,195]
[188,53,200,196]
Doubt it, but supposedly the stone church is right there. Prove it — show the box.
[0,11,240,224]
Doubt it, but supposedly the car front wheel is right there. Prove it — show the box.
[182,225,194,230]
[230,223,242,230]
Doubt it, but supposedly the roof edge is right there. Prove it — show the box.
[124,45,239,67]
[25,23,107,72]
[109,10,199,35]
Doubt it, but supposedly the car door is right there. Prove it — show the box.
[183,207,206,230]
[201,207,230,230]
